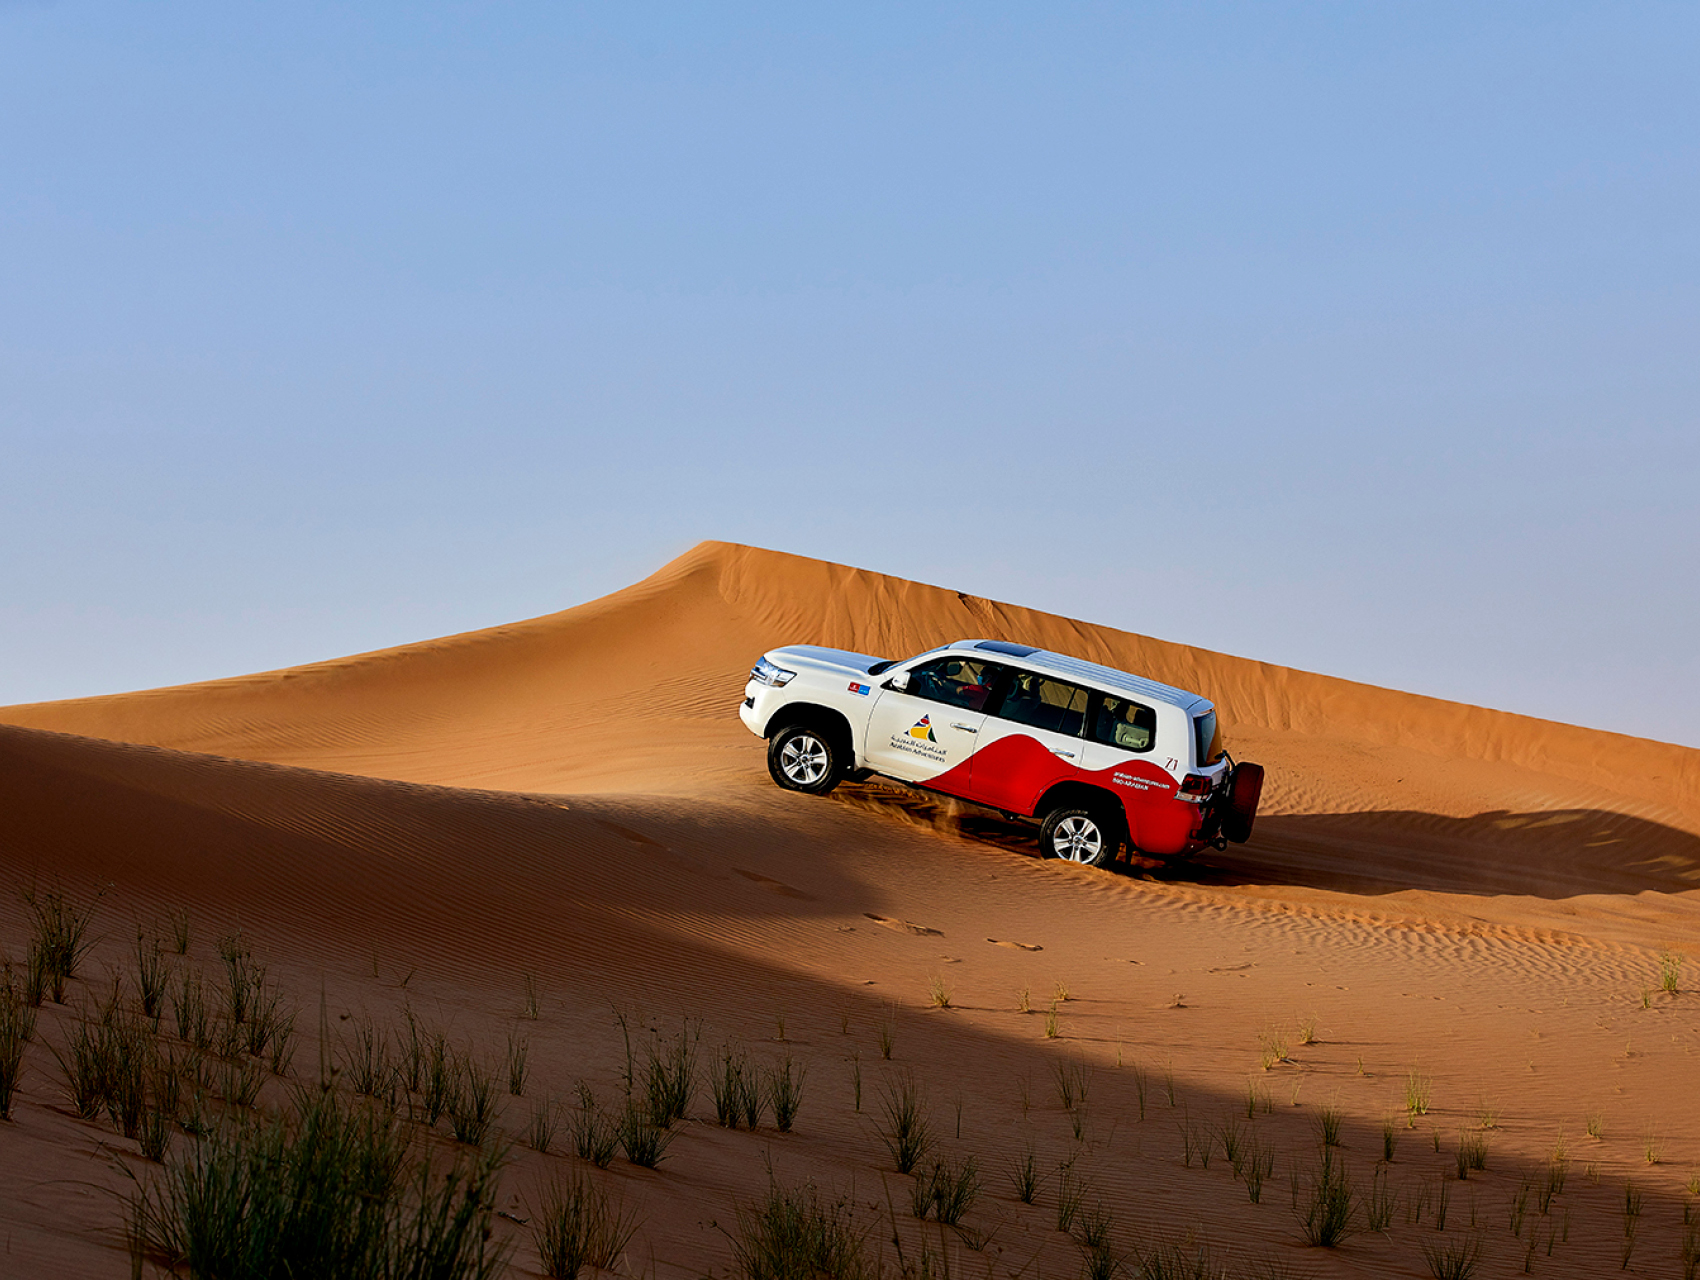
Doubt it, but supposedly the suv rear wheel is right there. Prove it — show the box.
[1038,805,1118,868]
[767,724,843,795]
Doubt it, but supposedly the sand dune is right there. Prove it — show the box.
[3,542,1699,1277]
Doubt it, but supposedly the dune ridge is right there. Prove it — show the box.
[4,541,1697,823]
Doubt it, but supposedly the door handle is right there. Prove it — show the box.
[950,722,979,733]
[1051,749,1076,758]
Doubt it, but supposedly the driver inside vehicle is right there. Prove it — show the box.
[909,658,998,711]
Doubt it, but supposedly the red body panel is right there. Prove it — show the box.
[922,733,1204,857]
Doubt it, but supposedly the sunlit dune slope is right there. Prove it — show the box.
[3,540,1698,902]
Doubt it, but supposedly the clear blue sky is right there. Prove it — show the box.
[3,4,1696,746]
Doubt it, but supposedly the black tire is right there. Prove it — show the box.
[1221,762,1264,844]
[1038,805,1119,868]
[767,723,843,795]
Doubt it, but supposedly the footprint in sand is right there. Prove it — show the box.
[986,937,1043,952]
[863,913,943,937]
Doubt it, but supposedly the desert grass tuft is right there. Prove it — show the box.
[524,1097,557,1154]
[571,1085,618,1168]
[1044,1002,1060,1039]
[422,1030,454,1125]
[711,1043,749,1128]
[849,1052,861,1113]
[1660,949,1683,994]
[135,928,169,1025]
[1456,1131,1488,1178]
[1053,1056,1092,1112]
[927,974,951,1009]
[1259,1028,1290,1071]
[879,1072,931,1174]
[1382,1117,1400,1162]
[1218,1113,1245,1174]
[764,1055,805,1133]
[729,1179,869,1280]
[911,1153,980,1225]
[1643,1126,1664,1165]
[639,1021,698,1126]
[58,992,129,1120]
[1365,1165,1395,1232]
[1508,1180,1531,1236]
[1178,1111,1206,1168]
[24,884,98,1003]
[447,1051,499,1145]
[342,1017,393,1100]
[171,968,211,1052]
[876,1006,896,1060]
[1316,1104,1343,1148]
[166,908,191,955]
[1017,984,1030,1013]
[617,1095,673,1167]
[533,1170,640,1278]
[1295,1146,1356,1246]
[1586,1111,1604,1139]
[1405,1069,1432,1126]
[243,984,292,1065]
[1243,1133,1275,1203]
[1420,1233,1483,1280]
[129,1085,505,1280]
[1010,1143,1039,1203]
[521,971,540,1020]
[505,1029,528,1097]
[1296,1014,1319,1045]
[0,980,37,1119]
[218,1056,264,1108]
[1055,1159,1086,1234]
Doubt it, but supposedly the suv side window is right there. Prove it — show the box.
[1089,693,1157,753]
[992,670,1089,737]
[905,656,1004,712]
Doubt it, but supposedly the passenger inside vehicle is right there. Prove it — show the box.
[1091,695,1156,752]
[998,673,1088,737]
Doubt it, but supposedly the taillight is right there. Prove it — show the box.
[1178,774,1213,799]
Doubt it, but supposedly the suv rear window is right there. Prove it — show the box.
[1193,710,1220,766]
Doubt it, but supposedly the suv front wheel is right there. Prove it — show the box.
[767,724,843,795]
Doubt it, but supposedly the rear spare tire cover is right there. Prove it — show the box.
[1222,762,1264,844]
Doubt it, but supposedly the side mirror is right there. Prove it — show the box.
[886,670,911,692]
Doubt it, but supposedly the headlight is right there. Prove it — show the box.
[750,657,797,687]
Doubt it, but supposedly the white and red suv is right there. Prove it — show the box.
[739,639,1262,866]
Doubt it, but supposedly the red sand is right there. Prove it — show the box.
[2,541,1698,1277]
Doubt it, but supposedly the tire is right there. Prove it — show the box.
[1221,762,1264,844]
[1038,805,1118,868]
[767,723,843,795]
